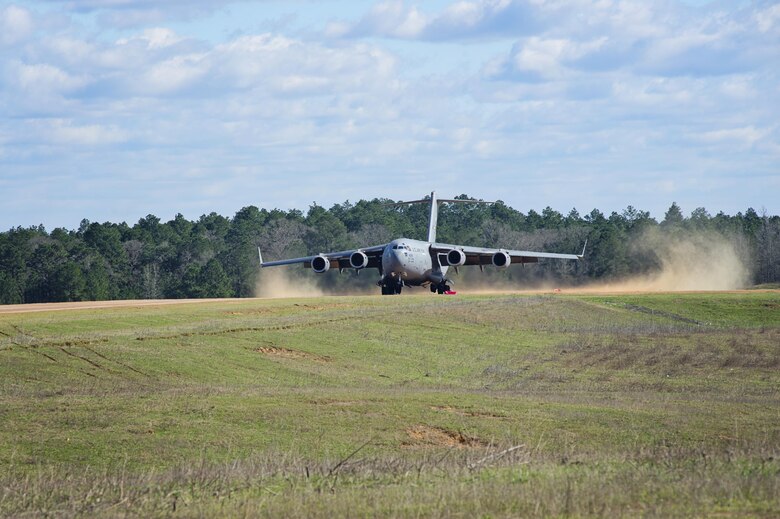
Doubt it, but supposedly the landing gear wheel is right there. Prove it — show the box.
[380,279,403,295]
[434,283,451,295]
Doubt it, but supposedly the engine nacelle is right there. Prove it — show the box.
[349,251,369,269]
[445,249,467,267]
[311,254,331,273]
[492,251,511,269]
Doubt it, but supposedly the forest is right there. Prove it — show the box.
[1,196,778,304]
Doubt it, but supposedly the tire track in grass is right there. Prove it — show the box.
[81,345,151,378]
[133,315,370,342]
[58,347,105,371]
[2,326,60,362]
[37,351,58,362]
[620,304,707,325]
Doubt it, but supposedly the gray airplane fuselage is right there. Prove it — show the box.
[382,238,448,286]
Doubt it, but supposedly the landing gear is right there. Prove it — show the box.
[430,283,451,295]
[380,278,403,295]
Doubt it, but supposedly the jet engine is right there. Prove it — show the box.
[492,251,511,269]
[311,254,331,273]
[349,251,369,269]
[445,249,467,267]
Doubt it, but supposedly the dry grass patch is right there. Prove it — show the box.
[557,329,780,372]
[255,345,331,362]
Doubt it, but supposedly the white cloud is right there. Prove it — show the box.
[718,76,756,99]
[755,4,780,33]
[1,5,34,45]
[498,36,608,80]
[34,0,233,27]
[610,77,694,107]
[334,1,777,81]
[698,126,768,149]
[9,61,87,94]
[46,119,128,145]
[209,34,398,95]
[327,0,428,39]
[138,53,207,95]
[333,0,541,40]
[116,27,185,49]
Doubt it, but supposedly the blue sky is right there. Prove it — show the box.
[1,0,778,230]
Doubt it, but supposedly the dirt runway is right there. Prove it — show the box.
[0,298,251,315]
[1,289,776,315]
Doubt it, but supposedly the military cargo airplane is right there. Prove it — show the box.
[258,192,585,295]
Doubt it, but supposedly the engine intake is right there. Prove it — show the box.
[492,251,511,269]
[311,254,331,273]
[349,251,369,269]
[445,249,467,267]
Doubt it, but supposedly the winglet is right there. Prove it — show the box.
[257,247,264,266]
[578,239,588,259]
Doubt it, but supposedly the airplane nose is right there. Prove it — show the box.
[385,250,402,270]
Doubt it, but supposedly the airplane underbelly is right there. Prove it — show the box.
[403,265,428,283]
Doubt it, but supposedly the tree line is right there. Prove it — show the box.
[1,197,778,304]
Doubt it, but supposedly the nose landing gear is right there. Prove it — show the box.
[379,278,403,295]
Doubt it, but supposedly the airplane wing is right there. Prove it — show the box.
[430,241,586,267]
[259,243,388,270]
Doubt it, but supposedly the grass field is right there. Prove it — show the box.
[1,291,779,517]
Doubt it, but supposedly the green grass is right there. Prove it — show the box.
[1,292,779,517]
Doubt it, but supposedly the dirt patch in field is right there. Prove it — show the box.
[255,346,331,362]
[404,425,487,448]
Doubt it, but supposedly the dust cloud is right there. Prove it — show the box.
[254,268,325,299]
[459,230,752,295]
[254,268,377,298]
[583,230,751,293]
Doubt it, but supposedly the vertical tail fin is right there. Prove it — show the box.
[386,192,492,243]
[427,191,438,243]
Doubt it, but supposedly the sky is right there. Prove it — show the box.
[1,0,778,230]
